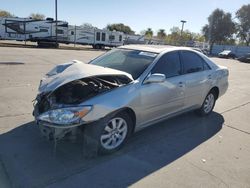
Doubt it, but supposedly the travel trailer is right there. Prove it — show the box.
[68,25,124,49]
[0,17,68,43]
[0,16,145,48]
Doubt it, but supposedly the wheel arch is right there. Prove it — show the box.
[106,107,136,133]
[123,107,136,132]
[209,86,219,100]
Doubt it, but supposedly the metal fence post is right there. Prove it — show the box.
[24,20,26,46]
[74,25,76,48]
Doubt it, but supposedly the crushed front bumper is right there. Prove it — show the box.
[33,96,98,142]
[36,120,84,141]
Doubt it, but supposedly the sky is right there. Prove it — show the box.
[1,0,249,34]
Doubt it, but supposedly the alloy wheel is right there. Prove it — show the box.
[100,117,128,150]
[203,93,215,113]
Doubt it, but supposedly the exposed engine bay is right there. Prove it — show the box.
[33,75,131,141]
[35,75,131,115]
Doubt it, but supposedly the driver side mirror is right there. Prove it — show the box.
[144,73,166,84]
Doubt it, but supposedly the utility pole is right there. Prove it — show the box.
[55,0,58,47]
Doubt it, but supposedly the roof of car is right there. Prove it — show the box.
[221,50,231,53]
[118,44,193,54]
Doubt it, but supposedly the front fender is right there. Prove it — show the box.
[81,82,140,122]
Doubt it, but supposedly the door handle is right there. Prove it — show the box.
[208,75,212,79]
[178,81,184,87]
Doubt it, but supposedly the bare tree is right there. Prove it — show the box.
[29,13,45,20]
[0,10,14,17]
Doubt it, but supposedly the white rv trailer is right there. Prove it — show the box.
[0,17,68,43]
[68,25,124,49]
[0,17,30,40]
[0,16,144,48]
[68,25,94,45]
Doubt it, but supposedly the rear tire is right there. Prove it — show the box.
[196,91,216,116]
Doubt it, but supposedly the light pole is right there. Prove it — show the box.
[180,20,187,37]
[180,20,187,45]
[55,0,58,47]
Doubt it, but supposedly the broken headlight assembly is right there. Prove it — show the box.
[37,106,92,125]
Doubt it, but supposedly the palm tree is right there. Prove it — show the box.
[157,29,166,39]
[145,28,153,39]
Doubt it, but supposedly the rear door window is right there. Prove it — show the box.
[180,51,205,74]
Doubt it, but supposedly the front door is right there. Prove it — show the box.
[138,51,185,126]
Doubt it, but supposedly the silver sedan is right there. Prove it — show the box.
[33,45,229,155]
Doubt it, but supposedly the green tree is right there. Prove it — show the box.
[157,29,166,39]
[236,4,250,46]
[0,10,14,17]
[165,27,205,45]
[192,33,205,42]
[107,23,134,34]
[29,13,45,20]
[165,27,181,45]
[202,9,235,52]
[145,28,153,39]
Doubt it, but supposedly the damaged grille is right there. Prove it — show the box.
[34,75,131,115]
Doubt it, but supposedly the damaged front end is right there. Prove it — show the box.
[33,61,133,141]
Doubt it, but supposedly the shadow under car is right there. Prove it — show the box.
[0,111,224,187]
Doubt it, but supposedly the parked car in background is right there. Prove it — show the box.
[237,53,250,63]
[33,45,229,155]
[192,48,208,55]
[218,50,236,59]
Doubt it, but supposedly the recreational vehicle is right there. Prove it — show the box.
[68,25,124,49]
[0,17,68,43]
[0,16,145,48]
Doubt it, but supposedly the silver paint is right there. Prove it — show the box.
[36,45,229,132]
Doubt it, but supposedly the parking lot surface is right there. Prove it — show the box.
[0,46,249,188]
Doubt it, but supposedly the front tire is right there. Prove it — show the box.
[196,91,216,116]
[83,112,132,157]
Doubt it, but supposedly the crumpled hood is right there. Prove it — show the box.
[39,60,133,93]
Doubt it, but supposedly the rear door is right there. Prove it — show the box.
[179,50,211,108]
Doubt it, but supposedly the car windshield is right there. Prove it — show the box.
[90,49,158,79]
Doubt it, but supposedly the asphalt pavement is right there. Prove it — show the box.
[0,46,249,188]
